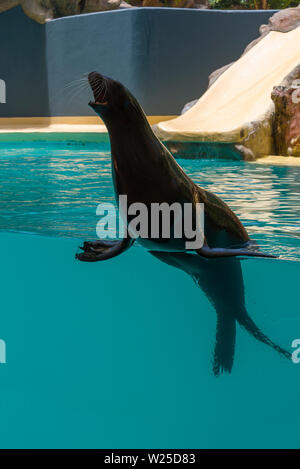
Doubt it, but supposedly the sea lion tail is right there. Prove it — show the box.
[236,311,291,361]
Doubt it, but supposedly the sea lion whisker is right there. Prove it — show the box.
[64,86,89,102]
[92,82,103,94]
[64,78,88,88]
[68,81,89,91]
[63,83,89,97]
[65,83,91,103]
[92,82,107,102]
[103,80,108,100]
[93,80,107,102]
[91,79,104,90]
[89,78,101,88]
[56,85,87,100]
[64,81,89,91]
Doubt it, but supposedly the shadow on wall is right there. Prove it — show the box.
[0,6,49,118]
[0,7,275,118]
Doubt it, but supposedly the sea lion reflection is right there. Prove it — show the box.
[150,251,291,376]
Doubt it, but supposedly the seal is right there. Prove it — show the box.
[76,71,291,374]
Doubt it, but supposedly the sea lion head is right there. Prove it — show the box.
[88,71,109,108]
[88,71,138,120]
[88,72,132,114]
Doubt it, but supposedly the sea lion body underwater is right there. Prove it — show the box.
[76,72,291,374]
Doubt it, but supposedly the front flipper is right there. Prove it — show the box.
[76,236,134,262]
[197,244,276,259]
[81,239,119,252]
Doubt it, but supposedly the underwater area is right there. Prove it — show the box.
[0,139,299,449]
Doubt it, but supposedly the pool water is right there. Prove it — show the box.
[0,139,299,449]
[0,141,299,260]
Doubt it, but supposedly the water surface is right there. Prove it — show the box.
[0,140,299,260]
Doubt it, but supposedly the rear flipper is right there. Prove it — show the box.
[76,237,134,262]
[214,309,291,376]
[236,310,291,361]
[197,245,276,259]
[213,314,236,376]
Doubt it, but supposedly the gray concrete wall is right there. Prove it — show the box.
[0,7,275,117]
[46,9,138,117]
[0,6,49,117]
[127,8,275,115]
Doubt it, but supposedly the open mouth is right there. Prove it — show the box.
[88,71,108,105]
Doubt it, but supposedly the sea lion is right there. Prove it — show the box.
[76,71,291,374]
[78,71,273,260]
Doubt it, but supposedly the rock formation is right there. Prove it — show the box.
[272,85,300,157]
[0,1,51,23]
[141,0,208,7]
[0,0,208,23]
[0,0,126,23]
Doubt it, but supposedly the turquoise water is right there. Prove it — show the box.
[1,140,299,259]
[0,139,300,448]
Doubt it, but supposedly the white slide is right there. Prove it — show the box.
[156,27,300,156]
